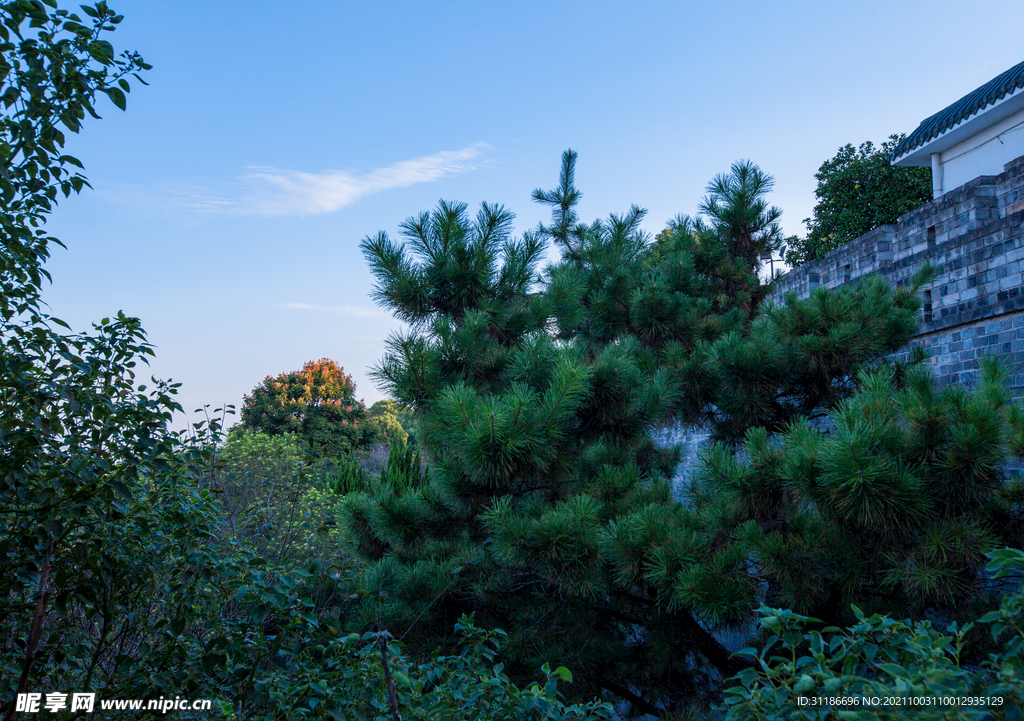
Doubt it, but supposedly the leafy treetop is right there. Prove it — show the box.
[0,0,149,320]
[785,135,931,266]
[239,358,382,457]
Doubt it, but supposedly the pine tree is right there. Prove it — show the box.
[354,170,696,712]
[378,441,426,492]
[330,454,367,495]
[346,151,998,715]
[545,153,927,443]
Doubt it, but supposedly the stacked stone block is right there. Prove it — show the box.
[774,153,1024,396]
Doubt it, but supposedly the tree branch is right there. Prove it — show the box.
[5,535,54,721]
[378,632,402,721]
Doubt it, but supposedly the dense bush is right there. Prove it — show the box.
[254,616,613,721]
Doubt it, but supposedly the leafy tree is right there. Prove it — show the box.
[220,427,306,482]
[0,0,148,318]
[0,6,335,717]
[785,135,932,266]
[349,151,936,715]
[214,429,344,566]
[240,358,382,457]
[368,398,410,445]
[0,1,169,714]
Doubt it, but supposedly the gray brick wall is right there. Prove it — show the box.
[657,153,1024,490]
[775,152,1024,398]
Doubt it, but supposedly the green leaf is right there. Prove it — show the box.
[552,666,572,683]
[794,674,815,694]
[104,86,126,110]
[58,155,84,169]
[89,39,114,65]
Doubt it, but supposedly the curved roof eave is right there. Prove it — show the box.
[891,59,1024,163]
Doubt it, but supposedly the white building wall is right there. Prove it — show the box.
[939,106,1024,191]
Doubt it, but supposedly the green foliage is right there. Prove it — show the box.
[785,135,932,266]
[684,359,1024,628]
[723,549,1024,720]
[378,440,427,492]
[353,150,897,715]
[557,157,925,443]
[222,427,306,480]
[368,398,410,445]
[214,429,352,567]
[355,160,687,711]
[275,617,612,721]
[9,457,240,713]
[695,267,930,443]
[362,198,543,337]
[331,452,368,495]
[661,160,782,321]
[240,358,382,457]
[0,5,605,721]
[0,0,149,316]
[699,159,784,271]
[352,147,1022,717]
[0,1,175,714]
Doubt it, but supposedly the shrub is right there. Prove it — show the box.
[723,549,1024,720]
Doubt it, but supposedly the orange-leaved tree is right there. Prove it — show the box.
[239,359,382,456]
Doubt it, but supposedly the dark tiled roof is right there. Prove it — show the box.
[891,60,1024,160]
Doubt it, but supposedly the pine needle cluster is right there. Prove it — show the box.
[688,359,1024,627]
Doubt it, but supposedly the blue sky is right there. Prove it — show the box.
[39,0,1024,430]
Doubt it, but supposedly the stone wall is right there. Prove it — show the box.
[650,424,713,494]
[657,153,1024,489]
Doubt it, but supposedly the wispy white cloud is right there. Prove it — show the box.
[94,183,239,215]
[98,143,487,218]
[282,302,388,318]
